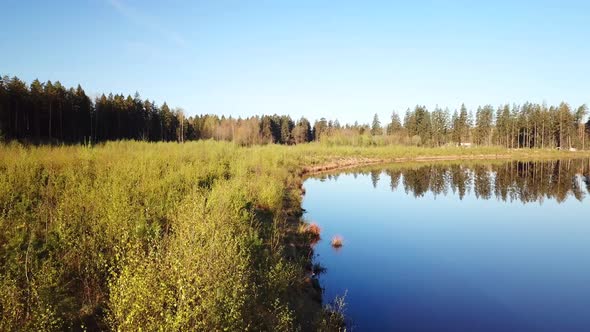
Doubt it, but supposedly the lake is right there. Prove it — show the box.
[303,159,590,332]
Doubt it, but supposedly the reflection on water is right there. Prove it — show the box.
[315,159,590,204]
[304,159,590,332]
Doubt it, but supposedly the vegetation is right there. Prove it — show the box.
[2,73,590,330]
[330,236,344,248]
[1,74,589,149]
[306,223,322,238]
[0,141,340,331]
[1,140,590,330]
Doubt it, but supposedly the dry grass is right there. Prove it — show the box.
[307,223,322,237]
[331,235,343,248]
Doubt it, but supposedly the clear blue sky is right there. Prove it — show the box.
[2,0,589,124]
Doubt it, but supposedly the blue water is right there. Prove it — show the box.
[303,161,590,331]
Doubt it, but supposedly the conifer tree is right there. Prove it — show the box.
[371,113,382,136]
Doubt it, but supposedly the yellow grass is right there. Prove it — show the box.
[331,235,344,248]
[1,140,588,330]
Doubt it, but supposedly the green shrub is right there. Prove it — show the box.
[2,140,583,330]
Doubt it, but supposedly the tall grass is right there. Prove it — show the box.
[1,140,588,330]
[0,141,319,331]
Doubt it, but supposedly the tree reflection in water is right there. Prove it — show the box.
[315,159,590,204]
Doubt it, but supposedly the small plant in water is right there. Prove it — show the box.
[312,262,327,276]
[331,235,343,248]
[320,290,348,330]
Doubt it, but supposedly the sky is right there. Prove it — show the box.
[1,0,589,124]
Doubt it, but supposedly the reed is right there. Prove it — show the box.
[307,223,322,237]
[331,235,344,248]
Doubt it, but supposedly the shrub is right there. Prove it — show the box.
[331,236,344,248]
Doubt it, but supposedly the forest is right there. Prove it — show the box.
[1,74,589,148]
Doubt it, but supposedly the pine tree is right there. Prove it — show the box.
[260,116,274,143]
[386,111,402,135]
[30,79,44,141]
[371,113,382,136]
[279,116,293,144]
[0,76,7,139]
[292,117,312,144]
[458,103,469,143]
[575,104,588,149]
[475,105,493,145]
[313,118,328,141]
[431,107,449,146]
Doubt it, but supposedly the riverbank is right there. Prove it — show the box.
[301,155,509,175]
[299,148,590,175]
[0,141,351,331]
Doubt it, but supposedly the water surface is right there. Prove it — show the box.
[303,159,590,331]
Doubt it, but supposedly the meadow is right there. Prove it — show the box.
[1,141,589,331]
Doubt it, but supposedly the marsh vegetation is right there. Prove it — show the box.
[0,141,338,331]
[1,139,590,330]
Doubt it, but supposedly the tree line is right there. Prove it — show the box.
[1,74,589,148]
[394,103,590,149]
[0,75,314,144]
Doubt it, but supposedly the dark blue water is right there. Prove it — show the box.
[303,160,590,332]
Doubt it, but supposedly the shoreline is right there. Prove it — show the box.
[301,151,590,176]
[301,154,510,176]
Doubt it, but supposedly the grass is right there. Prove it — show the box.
[1,140,589,330]
[306,223,322,240]
[0,141,307,331]
[331,236,344,248]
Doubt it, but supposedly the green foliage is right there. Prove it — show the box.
[386,111,402,135]
[0,141,321,331]
[317,292,347,331]
[2,141,588,330]
[2,73,589,149]
[107,187,256,331]
[474,105,494,145]
[370,114,382,136]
